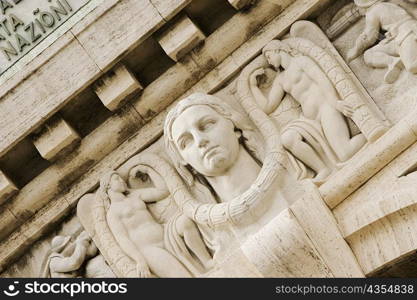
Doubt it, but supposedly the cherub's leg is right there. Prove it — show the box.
[399,35,417,74]
[142,246,191,278]
[176,215,213,269]
[364,43,402,83]
[281,129,331,181]
[321,105,366,162]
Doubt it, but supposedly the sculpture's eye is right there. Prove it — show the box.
[179,136,192,150]
[200,119,216,131]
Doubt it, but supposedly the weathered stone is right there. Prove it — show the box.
[157,15,205,62]
[73,0,165,71]
[0,34,100,158]
[0,0,335,276]
[134,0,291,120]
[150,0,192,20]
[228,0,254,10]
[32,117,80,161]
[8,0,417,281]
[0,171,17,205]
[94,64,143,111]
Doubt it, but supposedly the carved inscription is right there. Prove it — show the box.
[0,0,90,74]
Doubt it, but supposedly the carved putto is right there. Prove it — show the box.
[348,0,417,83]
[40,230,114,278]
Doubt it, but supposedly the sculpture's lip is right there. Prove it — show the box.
[203,146,219,160]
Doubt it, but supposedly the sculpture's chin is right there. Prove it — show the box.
[206,156,228,174]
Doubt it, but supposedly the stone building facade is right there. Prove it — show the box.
[1,0,417,278]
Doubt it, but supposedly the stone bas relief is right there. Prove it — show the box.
[72,21,392,277]
[100,169,213,277]
[7,0,417,279]
[63,18,398,278]
[347,0,417,84]
[251,41,365,182]
[40,230,114,278]
[77,91,294,277]
[78,153,218,278]
[239,21,387,182]
[163,92,306,246]
[321,0,417,124]
[1,216,115,278]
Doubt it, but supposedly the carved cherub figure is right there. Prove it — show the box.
[249,40,365,182]
[40,231,97,278]
[347,0,417,83]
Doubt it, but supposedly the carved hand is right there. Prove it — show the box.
[249,68,265,87]
[336,100,354,118]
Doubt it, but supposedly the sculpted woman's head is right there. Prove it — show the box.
[100,172,127,194]
[262,40,297,69]
[164,93,262,186]
[98,171,127,209]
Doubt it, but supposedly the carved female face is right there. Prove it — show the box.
[109,174,127,193]
[171,105,241,177]
[264,50,282,69]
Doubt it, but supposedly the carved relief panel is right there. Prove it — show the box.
[73,18,392,277]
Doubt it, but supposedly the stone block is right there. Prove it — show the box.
[0,171,17,205]
[157,15,205,62]
[33,117,80,161]
[228,0,254,10]
[94,64,143,111]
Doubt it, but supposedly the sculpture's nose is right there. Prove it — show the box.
[197,135,209,148]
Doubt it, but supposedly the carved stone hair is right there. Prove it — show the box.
[262,39,299,57]
[164,93,264,187]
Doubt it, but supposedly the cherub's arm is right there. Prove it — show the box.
[107,210,151,277]
[249,68,285,115]
[347,10,380,62]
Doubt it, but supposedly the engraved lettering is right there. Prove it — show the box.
[38,11,55,28]
[60,0,72,12]
[0,0,13,15]
[24,21,41,43]
[0,40,17,60]
[15,32,29,52]
[1,18,11,36]
[9,13,24,31]
[50,0,68,21]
